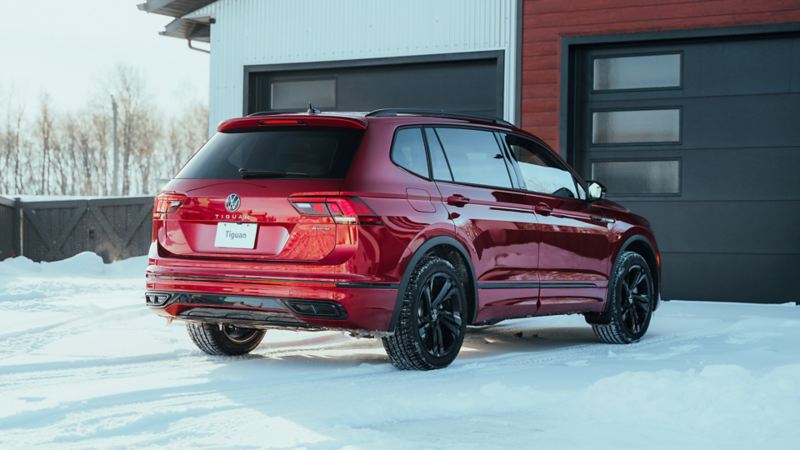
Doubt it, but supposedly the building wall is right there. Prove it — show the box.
[189,0,520,136]
[521,0,800,151]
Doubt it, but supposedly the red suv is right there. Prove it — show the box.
[146,109,660,370]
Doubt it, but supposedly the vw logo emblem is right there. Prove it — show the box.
[225,193,241,212]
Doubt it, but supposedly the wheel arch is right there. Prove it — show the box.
[389,236,479,332]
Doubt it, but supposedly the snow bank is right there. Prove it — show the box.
[0,252,147,279]
[0,255,798,448]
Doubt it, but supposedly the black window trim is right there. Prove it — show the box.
[389,126,432,180]
[590,156,683,197]
[421,127,455,182]
[388,123,590,202]
[429,124,517,191]
[590,50,684,94]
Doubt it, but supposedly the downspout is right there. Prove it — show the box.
[187,39,210,53]
[185,20,213,54]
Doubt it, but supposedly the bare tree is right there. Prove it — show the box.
[35,94,55,194]
[0,65,207,197]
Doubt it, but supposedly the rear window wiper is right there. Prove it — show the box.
[238,169,311,179]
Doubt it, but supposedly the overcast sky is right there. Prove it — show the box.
[0,0,209,114]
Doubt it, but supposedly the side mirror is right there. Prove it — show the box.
[587,180,606,200]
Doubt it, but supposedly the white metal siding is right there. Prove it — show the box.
[188,0,520,135]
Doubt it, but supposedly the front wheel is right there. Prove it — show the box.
[382,257,467,370]
[591,252,655,344]
[186,322,266,356]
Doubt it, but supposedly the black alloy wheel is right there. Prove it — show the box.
[618,263,653,336]
[382,257,468,370]
[417,272,464,358]
[590,251,655,344]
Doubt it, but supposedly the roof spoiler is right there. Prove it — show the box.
[217,115,368,132]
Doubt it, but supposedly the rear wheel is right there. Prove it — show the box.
[382,257,467,370]
[591,251,655,344]
[186,322,266,356]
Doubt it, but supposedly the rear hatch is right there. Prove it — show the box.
[154,116,368,262]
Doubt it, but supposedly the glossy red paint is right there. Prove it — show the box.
[216,114,367,133]
[146,112,660,333]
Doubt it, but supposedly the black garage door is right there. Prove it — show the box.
[245,53,504,118]
[577,33,800,302]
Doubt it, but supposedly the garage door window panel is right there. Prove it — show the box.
[591,160,680,195]
[592,109,681,145]
[593,53,682,91]
[270,79,336,110]
[435,128,513,189]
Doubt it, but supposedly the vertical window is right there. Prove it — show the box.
[593,53,681,91]
[270,79,336,110]
[391,128,429,178]
[435,128,513,189]
[503,134,578,198]
[425,128,453,182]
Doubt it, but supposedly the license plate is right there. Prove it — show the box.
[214,222,258,249]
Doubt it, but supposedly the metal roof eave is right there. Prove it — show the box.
[160,16,211,42]
[137,0,214,18]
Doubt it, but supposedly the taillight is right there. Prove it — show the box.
[154,193,186,218]
[289,196,381,225]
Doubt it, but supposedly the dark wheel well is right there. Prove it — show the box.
[622,238,659,300]
[423,244,477,324]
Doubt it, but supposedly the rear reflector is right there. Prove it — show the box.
[289,196,382,225]
[154,193,187,218]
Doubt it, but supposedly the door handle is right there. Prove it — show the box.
[533,203,553,216]
[446,194,470,207]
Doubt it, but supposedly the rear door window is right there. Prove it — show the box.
[176,127,363,179]
[391,128,429,178]
[434,128,513,189]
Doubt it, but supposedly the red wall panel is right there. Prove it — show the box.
[521,0,800,150]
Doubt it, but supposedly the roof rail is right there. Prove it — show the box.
[365,109,514,128]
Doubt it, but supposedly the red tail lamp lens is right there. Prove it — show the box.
[289,196,381,224]
[154,193,186,217]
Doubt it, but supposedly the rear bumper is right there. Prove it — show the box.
[145,271,399,332]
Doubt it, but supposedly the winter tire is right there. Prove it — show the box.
[591,251,655,344]
[382,257,467,370]
[186,322,266,356]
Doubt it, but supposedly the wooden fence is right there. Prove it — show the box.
[0,197,153,262]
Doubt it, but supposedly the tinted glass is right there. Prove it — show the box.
[504,135,578,198]
[592,109,680,144]
[391,128,429,177]
[435,128,512,188]
[425,128,453,181]
[270,79,336,110]
[592,160,680,194]
[176,128,362,179]
[593,54,681,90]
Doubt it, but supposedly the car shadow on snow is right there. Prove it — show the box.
[208,323,600,370]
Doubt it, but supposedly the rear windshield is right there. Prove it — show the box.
[176,127,363,179]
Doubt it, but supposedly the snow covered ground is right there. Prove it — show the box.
[0,253,798,449]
